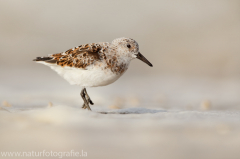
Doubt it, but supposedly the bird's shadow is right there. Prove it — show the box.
[97,107,166,114]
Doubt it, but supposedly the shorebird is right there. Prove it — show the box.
[33,37,153,110]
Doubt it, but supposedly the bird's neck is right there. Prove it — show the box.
[104,51,131,75]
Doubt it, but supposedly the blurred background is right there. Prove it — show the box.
[1,0,240,159]
[1,0,240,77]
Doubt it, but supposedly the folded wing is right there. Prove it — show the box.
[33,43,105,69]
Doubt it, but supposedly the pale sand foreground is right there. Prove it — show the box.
[1,106,240,159]
[1,69,240,159]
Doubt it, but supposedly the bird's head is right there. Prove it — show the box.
[111,37,153,67]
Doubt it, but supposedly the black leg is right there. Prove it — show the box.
[80,88,92,111]
[84,88,94,105]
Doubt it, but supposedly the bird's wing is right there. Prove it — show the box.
[34,43,107,69]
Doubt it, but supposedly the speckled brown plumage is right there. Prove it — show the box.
[34,42,128,75]
[51,43,104,69]
[105,55,127,74]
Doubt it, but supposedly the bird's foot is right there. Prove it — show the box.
[82,98,94,109]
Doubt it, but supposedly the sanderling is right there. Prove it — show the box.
[33,37,153,110]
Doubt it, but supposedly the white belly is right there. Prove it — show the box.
[49,65,124,87]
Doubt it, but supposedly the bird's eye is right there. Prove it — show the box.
[127,44,131,48]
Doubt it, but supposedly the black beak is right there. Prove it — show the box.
[136,52,153,67]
